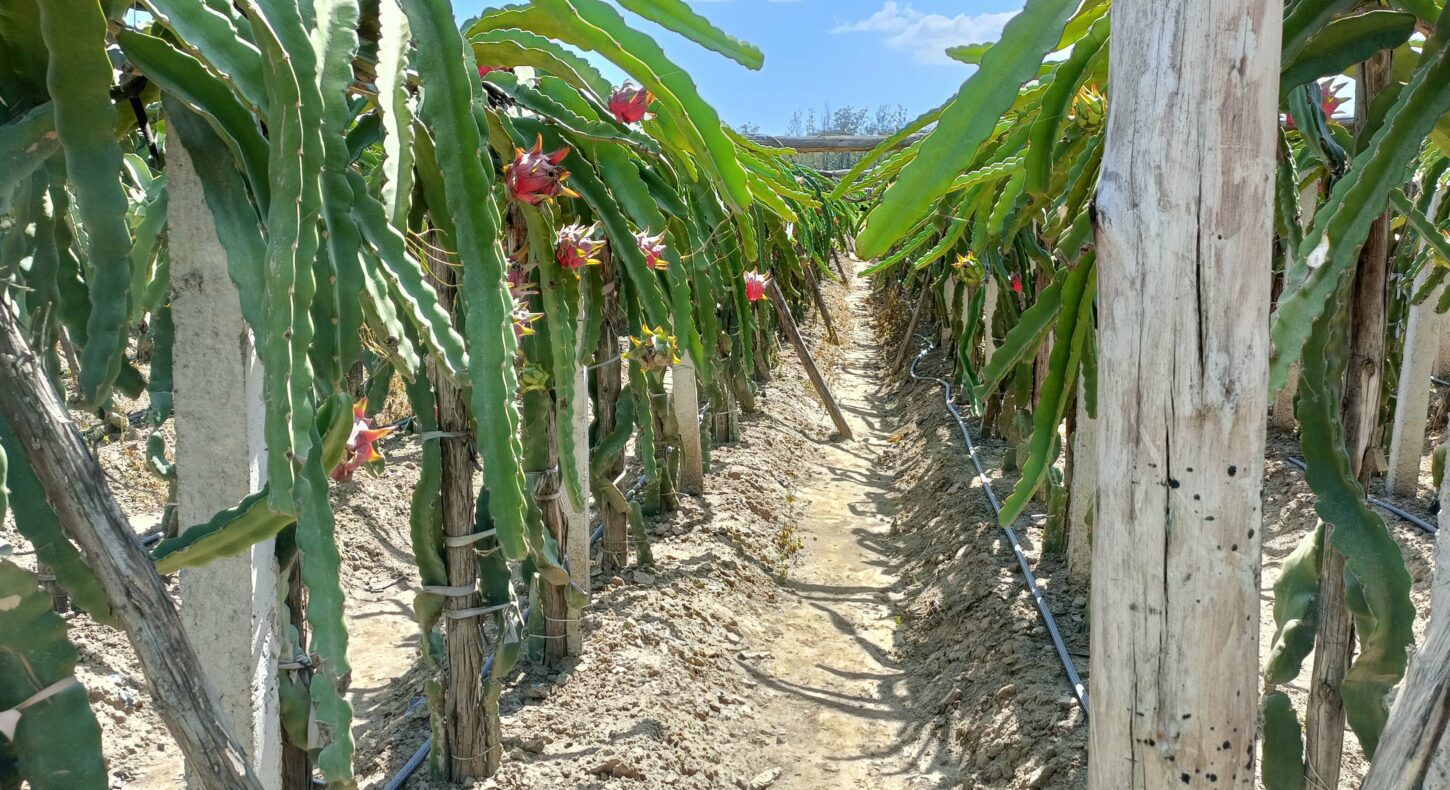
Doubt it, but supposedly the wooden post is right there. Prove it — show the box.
[890,287,930,372]
[425,236,498,781]
[804,266,840,345]
[595,297,629,576]
[1089,1,1279,787]
[1305,50,1393,790]
[0,302,262,790]
[168,137,283,789]
[1066,379,1095,586]
[982,275,999,366]
[1387,188,1446,497]
[671,358,705,495]
[767,279,853,440]
[1361,460,1450,788]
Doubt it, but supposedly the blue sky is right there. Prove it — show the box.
[454,1,1025,133]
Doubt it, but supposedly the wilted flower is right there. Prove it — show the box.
[635,230,669,270]
[331,400,395,482]
[744,270,770,302]
[608,83,654,124]
[556,223,605,273]
[505,136,578,205]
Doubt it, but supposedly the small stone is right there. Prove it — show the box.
[523,686,550,701]
[1072,595,1087,608]
[609,575,625,588]
[749,767,782,789]
[996,684,1018,701]
[634,571,656,585]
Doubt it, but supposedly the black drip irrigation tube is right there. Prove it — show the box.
[907,344,1090,716]
[1281,457,1439,535]
[386,409,703,788]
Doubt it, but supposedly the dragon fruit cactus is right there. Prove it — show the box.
[626,325,681,371]
[635,230,669,271]
[744,270,770,302]
[556,223,606,273]
[505,136,578,205]
[331,399,395,482]
[608,83,654,124]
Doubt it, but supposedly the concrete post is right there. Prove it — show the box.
[168,133,283,789]
[562,296,591,655]
[1388,260,1444,497]
[671,358,705,495]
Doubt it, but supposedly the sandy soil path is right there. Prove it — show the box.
[739,281,948,788]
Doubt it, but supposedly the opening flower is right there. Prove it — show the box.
[556,223,606,273]
[625,325,681,370]
[608,83,654,124]
[505,135,579,205]
[635,231,669,271]
[744,270,770,302]
[330,400,396,482]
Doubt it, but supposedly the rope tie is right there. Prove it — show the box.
[0,678,78,740]
[444,601,512,621]
[422,584,476,597]
[443,529,496,548]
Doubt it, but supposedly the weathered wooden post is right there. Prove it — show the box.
[1305,50,1394,790]
[767,279,853,440]
[424,233,497,780]
[1361,450,1450,787]
[1066,379,1095,586]
[168,130,285,789]
[1089,1,1279,787]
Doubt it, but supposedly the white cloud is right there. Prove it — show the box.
[833,2,1019,65]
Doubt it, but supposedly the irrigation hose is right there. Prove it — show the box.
[1281,456,1439,535]
[908,344,1090,717]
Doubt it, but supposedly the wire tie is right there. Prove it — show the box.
[524,465,559,479]
[419,430,469,442]
[277,654,313,670]
[443,529,497,548]
[533,491,563,501]
[450,742,503,761]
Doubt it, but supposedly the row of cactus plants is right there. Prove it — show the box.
[0,0,854,786]
[834,0,1450,786]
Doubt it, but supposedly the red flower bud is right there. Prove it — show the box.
[1011,272,1023,294]
[504,135,579,205]
[608,83,654,124]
